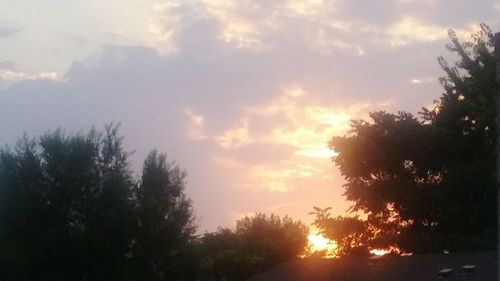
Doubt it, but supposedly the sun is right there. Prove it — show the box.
[307,233,336,257]
[370,249,389,256]
[308,234,329,251]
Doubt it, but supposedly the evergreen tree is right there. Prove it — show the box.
[132,151,197,281]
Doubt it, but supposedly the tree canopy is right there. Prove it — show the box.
[197,213,308,281]
[0,125,196,281]
[310,207,371,257]
[132,150,197,281]
[0,127,308,280]
[329,24,497,253]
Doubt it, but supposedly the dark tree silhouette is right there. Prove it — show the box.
[0,125,136,280]
[197,213,308,281]
[131,151,197,281]
[330,25,497,253]
[310,207,371,257]
[0,125,197,281]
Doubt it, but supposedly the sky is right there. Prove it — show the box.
[0,0,499,232]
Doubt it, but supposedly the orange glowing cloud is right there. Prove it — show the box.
[215,120,253,149]
[211,85,394,193]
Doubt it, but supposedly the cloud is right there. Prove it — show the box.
[199,0,361,53]
[384,16,482,46]
[148,0,196,52]
[212,86,393,194]
[0,67,62,88]
[184,109,207,140]
[201,0,267,49]
[287,0,333,16]
[0,24,19,39]
[386,16,447,46]
[0,36,401,229]
[0,0,497,231]
[194,0,496,54]
[215,120,253,149]
[0,60,15,70]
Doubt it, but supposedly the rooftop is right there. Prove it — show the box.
[247,251,497,281]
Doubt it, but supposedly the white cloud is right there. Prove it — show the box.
[215,120,253,149]
[387,16,447,46]
[0,69,62,86]
[200,0,265,49]
[184,109,207,140]
[147,0,190,52]
[287,0,330,16]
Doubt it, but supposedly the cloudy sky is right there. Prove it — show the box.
[0,0,498,232]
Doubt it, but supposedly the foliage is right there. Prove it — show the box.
[0,125,196,281]
[197,213,308,281]
[131,151,197,281]
[310,207,370,256]
[329,24,497,252]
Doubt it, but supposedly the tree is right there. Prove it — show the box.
[310,207,371,256]
[0,125,136,280]
[331,111,442,252]
[0,125,197,281]
[197,213,308,281]
[81,125,137,281]
[132,151,197,281]
[329,25,497,252]
[196,228,242,281]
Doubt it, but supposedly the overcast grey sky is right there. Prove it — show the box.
[0,0,498,232]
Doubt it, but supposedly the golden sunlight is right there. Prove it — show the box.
[370,249,389,256]
[307,233,336,257]
[213,86,379,193]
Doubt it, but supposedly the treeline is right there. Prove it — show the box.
[0,125,308,281]
[312,24,497,255]
[197,214,308,280]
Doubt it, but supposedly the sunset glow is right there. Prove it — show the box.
[0,0,496,233]
[307,233,336,257]
[0,2,497,281]
[370,249,390,256]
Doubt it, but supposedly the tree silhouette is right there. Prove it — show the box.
[0,125,197,281]
[132,151,197,281]
[329,25,497,252]
[197,213,308,281]
[310,207,370,256]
